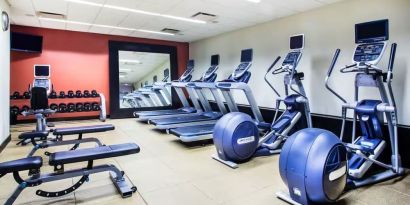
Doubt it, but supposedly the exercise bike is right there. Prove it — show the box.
[212,35,312,168]
[277,19,404,205]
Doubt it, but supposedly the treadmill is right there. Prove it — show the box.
[152,49,253,131]
[169,49,261,142]
[134,60,200,121]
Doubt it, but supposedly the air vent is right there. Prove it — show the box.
[37,11,65,19]
[191,12,217,22]
[161,28,181,34]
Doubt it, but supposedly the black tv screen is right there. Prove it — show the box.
[290,35,304,49]
[11,32,43,53]
[240,49,253,62]
[355,19,389,43]
[211,54,219,66]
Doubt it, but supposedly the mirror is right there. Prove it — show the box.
[119,51,171,109]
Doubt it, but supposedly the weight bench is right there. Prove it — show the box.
[0,143,140,205]
[18,124,115,157]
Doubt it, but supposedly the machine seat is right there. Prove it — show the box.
[49,143,140,166]
[53,124,115,136]
[18,131,49,140]
[0,157,43,175]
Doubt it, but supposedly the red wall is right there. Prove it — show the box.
[10,25,189,118]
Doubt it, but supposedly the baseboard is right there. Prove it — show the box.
[0,134,11,154]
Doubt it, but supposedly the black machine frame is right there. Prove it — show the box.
[109,41,179,118]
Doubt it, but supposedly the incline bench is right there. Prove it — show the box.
[19,124,115,156]
[0,142,140,205]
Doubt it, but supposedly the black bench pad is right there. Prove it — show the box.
[0,157,43,175]
[53,124,115,136]
[49,143,140,166]
[19,131,49,140]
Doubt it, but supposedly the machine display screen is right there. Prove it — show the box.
[164,68,169,77]
[290,35,304,49]
[355,19,389,43]
[211,55,220,66]
[187,60,194,69]
[240,49,253,62]
[34,65,50,77]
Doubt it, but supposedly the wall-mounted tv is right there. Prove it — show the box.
[11,32,43,53]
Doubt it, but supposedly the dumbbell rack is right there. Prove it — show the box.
[10,95,105,122]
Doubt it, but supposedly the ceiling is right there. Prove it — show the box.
[8,0,344,42]
[119,51,169,84]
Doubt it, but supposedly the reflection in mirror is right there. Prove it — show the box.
[119,51,172,109]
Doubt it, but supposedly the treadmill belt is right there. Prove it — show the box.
[136,109,188,117]
[151,115,214,125]
[170,124,215,137]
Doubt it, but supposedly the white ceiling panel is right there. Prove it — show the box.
[66,2,102,22]
[10,0,345,42]
[32,0,68,15]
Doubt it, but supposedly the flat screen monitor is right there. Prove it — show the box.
[153,75,157,82]
[211,55,220,66]
[187,60,194,69]
[164,68,169,77]
[355,19,389,43]
[11,32,43,53]
[290,34,304,49]
[240,49,253,62]
[34,65,50,78]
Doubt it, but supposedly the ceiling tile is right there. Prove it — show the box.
[66,23,91,32]
[66,2,102,22]
[135,0,183,13]
[39,19,66,29]
[93,7,129,26]
[110,28,133,36]
[8,0,35,15]
[89,25,113,34]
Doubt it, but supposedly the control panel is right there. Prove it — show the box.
[232,62,251,79]
[353,42,386,65]
[180,66,194,81]
[203,65,218,79]
[282,51,302,68]
[33,79,51,91]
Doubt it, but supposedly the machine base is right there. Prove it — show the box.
[276,191,302,205]
[211,154,238,169]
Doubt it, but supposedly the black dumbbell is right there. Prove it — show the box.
[59,91,66,98]
[91,90,99,98]
[49,90,57,99]
[83,90,90,98]
[22,91,30,99]
[10,106,20,115]
[75,90,83,98]
[91,102,100,111]
[58,103,67,113]
[75,103,84,112]
[49,103,58,111]
[67,90,75,98]
[67,103,76,112]
[83,103,91,111]
[11,91,21,99]
[21,105,30,114]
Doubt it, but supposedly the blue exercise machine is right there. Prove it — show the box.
[212,35,312,168]
[277,19,404,205]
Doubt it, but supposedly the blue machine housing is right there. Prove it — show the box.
[279,128,347,204]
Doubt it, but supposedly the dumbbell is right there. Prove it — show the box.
[91,90,99,98]
[75,90,83,98]
[10,106,20,115]
[21,105,30,114]
[83,103,91,112]
[91,102,100,111]
[59,91,66,98]
[75,103,84,112]
[49,103,58,111]
[58,103,67,113]
[83,90,91,98]
[49,90,57,99]
[11,91,21,99]
[67,90,75,98]
[22,92,30,99]
[67,103,76,112]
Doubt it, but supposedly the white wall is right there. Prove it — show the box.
[135,60,170,89]
[0,0,10,144]
[190,0,410,125]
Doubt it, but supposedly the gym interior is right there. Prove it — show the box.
[0,0,409,204]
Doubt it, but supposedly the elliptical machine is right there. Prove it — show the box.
[277,19,404,205]
[212,35,312,168]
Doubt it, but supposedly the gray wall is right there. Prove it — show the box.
[0,0,10,144]
[189,0,410,125]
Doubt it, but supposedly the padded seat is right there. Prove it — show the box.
[19,131,49,140]
[0,157,43,175]
[53,124,115,136]
[49,143,140,166]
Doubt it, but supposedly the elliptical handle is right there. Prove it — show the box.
[267,56,281,73]
[388,43,397,73]
[327,49,341,77]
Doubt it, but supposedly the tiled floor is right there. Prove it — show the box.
[1,119,409,205]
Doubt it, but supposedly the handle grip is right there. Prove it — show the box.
[327,49,341,77]
[266,56,281,73]
[388,43,397,72]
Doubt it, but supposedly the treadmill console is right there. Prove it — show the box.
[33,65,51,93]
[232,62,251,79]
[180,60,195,81]
[203,65,218,80]
[353,43,386,65]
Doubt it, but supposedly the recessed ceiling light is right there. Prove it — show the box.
[65,0,206,24]
[38,17,175,36]
[246,0,261,3]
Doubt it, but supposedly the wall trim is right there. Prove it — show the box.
[0,134,11,154]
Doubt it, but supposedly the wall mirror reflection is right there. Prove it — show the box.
[119,51,172,109]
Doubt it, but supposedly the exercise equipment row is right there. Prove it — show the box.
[10,102,101,115]
[11,89,100,99]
